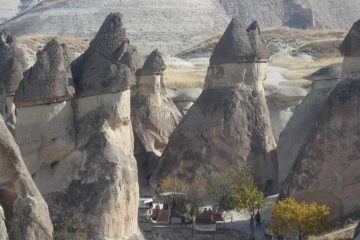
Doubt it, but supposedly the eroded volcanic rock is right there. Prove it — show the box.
[0,29,27,129]
[277,64,341,185]
[153,19,278,194]
[14,13,142,239]
[15,39,75,107]
[72,12,136,97]
[132,49,182,191]
[0,114,53,240]
[0,29,27,96]
[284,20,360,220]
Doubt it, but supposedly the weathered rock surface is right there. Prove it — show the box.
[284,21,360,220]
[132,50,182,190]
[210,20,270,65]
[277,65,341,184]
[0,29,27,130]
[340,20,360,79]
[72,13,135,97]
[14,39,76,175]
[0,29,27,95]
[0,114,53,239]
[15,39,75,107]
[47,91,142,240]
[153,19,278,193]
[0,206,7,240]
[14,13,143,239]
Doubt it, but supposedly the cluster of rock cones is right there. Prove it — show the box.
[0,11,360,240]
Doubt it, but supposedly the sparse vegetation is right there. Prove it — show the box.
[165,67,206,88]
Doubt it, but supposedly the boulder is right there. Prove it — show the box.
[132,49,182,191]
[0,115,53,239]
[0,29,27,130]
[153,19,278,194]
[277,65,341,184]
[284,20,360,220]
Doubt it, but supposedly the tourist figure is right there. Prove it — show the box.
[255,211,261,228]
[146,174,152,186]
[250,214,255,231]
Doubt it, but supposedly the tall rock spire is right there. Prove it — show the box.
[132,49,181,194]
[283,19,360,220]
[152,19,277,194]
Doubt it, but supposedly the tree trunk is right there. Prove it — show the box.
[192,218,195,235]
[298,229,305,240]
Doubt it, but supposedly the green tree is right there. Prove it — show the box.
[205,168,253,212]
[270,198,330,240]
[160,175,205,229]
[233,185,266,238]
[233,185,266,213]
[182,185,204,233]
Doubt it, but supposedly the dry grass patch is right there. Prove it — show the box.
[165,66,206,88]
[17,35,90,56]
[271,57,342,69]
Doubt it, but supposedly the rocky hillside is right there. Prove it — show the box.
[0,0,229,54]
[1,0,359,54]
[221,0,360,29]
[0,0,39,23]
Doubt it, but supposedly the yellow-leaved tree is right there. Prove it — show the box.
[270,198,330,240]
